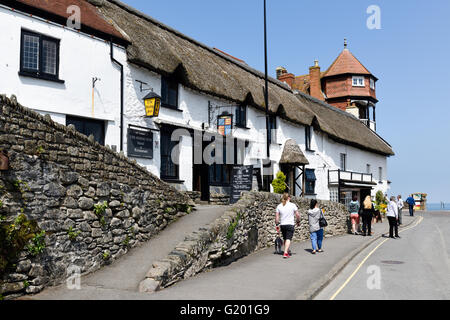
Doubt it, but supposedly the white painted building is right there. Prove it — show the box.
[0,0,127,149]
[0,0,394,206]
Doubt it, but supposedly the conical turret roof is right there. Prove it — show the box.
[323,48,373,78]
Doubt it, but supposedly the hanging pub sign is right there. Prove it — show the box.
[143,92,161,118]
[127,127,153,159]
[217,114,233,136]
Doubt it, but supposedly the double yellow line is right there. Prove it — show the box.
[329,216,424,300]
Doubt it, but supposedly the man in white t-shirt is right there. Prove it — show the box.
[275,193,300,259]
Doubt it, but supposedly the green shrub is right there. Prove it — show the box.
[27,230,46,256]
[94,201,108,227]
[67,227,81,241]
[227,212,242,240]
[0,214,43,275]
[271,171,287,194]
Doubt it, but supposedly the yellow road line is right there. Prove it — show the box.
[329,216,424,300]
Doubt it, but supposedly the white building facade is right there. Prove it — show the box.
[0,0,393,206]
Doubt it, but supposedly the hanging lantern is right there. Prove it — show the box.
[143,92,161,117]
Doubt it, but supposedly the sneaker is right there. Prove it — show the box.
[288,250,292,256]
[283,253,290,259]
[395,235,401,238]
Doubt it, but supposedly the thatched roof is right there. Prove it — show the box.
[280,139,309,165]
[94,0,394,157]
[294,92,394,156]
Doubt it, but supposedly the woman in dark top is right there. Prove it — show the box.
[361,195,376,236]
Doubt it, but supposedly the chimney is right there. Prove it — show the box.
[309,59,324,101]
[276,67,295,88]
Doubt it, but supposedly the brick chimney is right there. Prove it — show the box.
[276,67,295,88]
[309,60,324,101]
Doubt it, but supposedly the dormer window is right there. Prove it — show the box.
[370,78,375,90]
[352,76,365,87]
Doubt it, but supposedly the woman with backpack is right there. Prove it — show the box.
[307,199,325,254]
[348,196,360,235]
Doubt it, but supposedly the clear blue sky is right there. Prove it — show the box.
[123,0,450,203]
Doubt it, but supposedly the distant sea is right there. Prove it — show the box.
[427,203,450,211]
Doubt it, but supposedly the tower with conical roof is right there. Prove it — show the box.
[277,39,378,131]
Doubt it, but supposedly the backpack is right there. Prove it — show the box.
[348,201,359,214]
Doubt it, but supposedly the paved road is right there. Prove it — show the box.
[143,215,417,300]
[28,205,227,300]
[315,211,450,300]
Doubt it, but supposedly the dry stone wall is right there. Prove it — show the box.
[140,191,349,292]
[0,95,193,300]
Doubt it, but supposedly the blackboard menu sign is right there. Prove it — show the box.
[127,128,153,159]
[230,165,254,204]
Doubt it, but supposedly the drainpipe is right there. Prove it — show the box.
[110,40,124,152]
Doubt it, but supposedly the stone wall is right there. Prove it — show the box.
[0,95,193,300]
[139,191,349,292]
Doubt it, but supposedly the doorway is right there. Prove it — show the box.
[193,137,210,201]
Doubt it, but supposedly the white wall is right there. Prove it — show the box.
[0,5,390,199]
[0,5,125,148]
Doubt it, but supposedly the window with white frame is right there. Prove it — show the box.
[352,76,365,87]
[370,78,375,90]
[378,167,383,182]
[366,164,371,174]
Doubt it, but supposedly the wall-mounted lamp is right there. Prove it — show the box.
[143,91,161,118]
[136,80,162,117]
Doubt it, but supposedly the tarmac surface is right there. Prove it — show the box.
[27,207,419,300]
[315,211,450,300]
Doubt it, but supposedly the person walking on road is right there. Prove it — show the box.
[361,195,375,236]
[387,196,400,239]
[348,196,360,235]
[406,195,415,216]
[397,195,404,225]
[307,199,325,254]
[275,193,300,259]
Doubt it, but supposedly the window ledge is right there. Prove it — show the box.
[304,193,317,196]
[19,71,65,84]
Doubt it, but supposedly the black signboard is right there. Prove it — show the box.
[127,128,153,159]
[230,165,254,204]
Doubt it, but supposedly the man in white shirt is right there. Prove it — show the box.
[275,194,300,259]
[387,196,400,238]
[397,195,404,225]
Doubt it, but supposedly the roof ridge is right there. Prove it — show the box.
[104,0,293,93]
